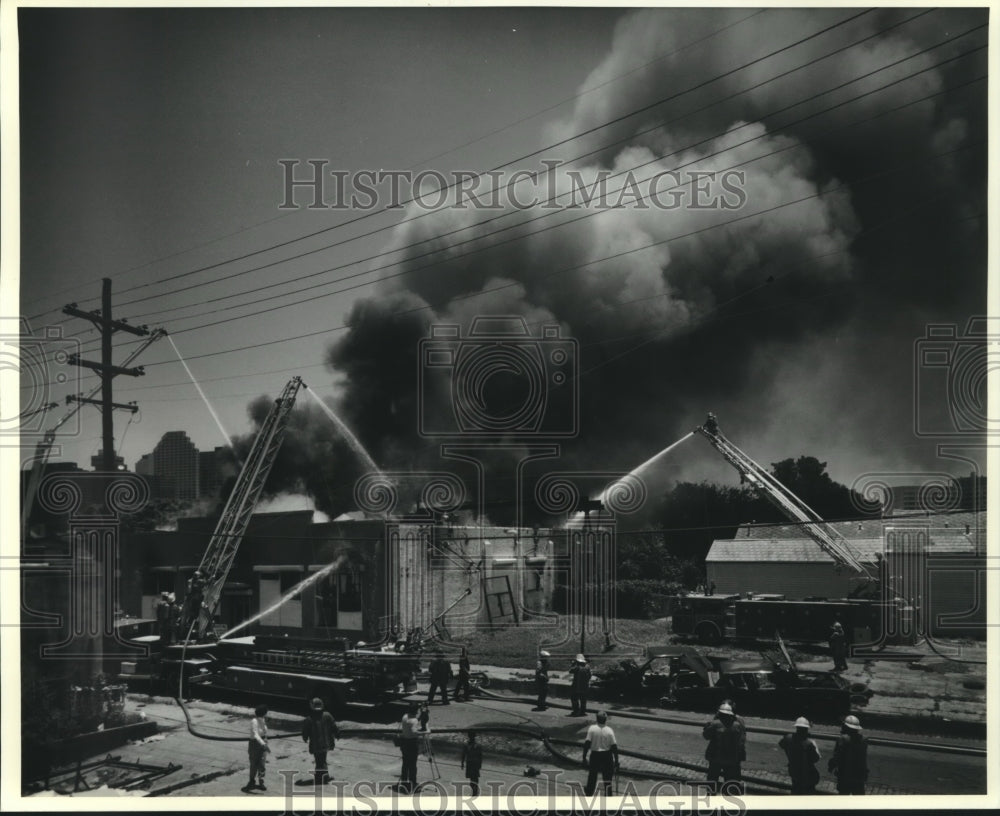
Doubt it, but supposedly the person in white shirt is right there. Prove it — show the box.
[582,710,619,795]
[242,704,270,793]
[397,704,422,793]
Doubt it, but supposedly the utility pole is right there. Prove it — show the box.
[63,278,149,472]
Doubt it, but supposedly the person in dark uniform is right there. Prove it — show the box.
[778,717,821,794]
[427,652,452,705]
[460,731,483,795]
[301,697,339,784]
[703,702,746,793]
[533,651,551,711]
[181,570,206,637]
[155,592,174,647]
[829,622,849,671]
[166,593,180,642]
[829,715,868,795]
[569,654,591,716]
[453,647,472,701]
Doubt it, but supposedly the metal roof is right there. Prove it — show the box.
[707,538,883,563]
[735,510,985,541]
[706,533,978,563]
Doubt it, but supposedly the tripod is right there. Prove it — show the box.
[421,733,441,781]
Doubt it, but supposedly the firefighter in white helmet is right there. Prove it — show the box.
[829,715,868,795]
[703,701,746,793]
[778,716,821,794]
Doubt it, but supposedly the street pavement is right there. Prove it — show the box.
[28,685,985,801]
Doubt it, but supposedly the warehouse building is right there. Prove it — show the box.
[705,510,987,638]
[118,511,610,643]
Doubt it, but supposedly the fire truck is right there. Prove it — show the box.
[669,415,903,645]
[126,377,421,711]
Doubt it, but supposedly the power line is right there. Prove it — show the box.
[28,8,873,324]
[62,41,987,364]
[106,205,982,400]
[110,8,939,325]
[21,132,984,410]
[130,139,980,369]
[21,9,770,319]
[401,8,770,169]
[107,63,991,355]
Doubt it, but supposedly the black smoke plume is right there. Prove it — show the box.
[249,8,988,522]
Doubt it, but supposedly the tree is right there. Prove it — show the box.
[654,457,874,563]
[769,456,867,520]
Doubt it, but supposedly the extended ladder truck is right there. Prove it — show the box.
[135,376,421,711]
[670,414,900,645]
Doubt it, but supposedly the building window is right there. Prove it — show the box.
[313,569,364,631]
[259,570,303,628]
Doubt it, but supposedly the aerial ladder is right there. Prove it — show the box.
[20,328,168,538]
[694,413,880,598]
[186,376,304,641]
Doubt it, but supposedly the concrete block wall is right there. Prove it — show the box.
[389,524,558,638]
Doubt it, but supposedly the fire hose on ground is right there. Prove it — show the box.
[473,685,985,757]
[171,694,793,793]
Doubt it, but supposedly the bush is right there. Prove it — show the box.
[553,579,683,619]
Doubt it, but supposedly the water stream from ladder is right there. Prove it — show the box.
[220,553,349,639]
[595,431,696,504]
[302,385,382,475]
[167,335,235,453]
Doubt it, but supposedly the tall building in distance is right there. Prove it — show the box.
[199,446,232,501]
[138,431,200,500]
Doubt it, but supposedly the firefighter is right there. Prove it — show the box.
[533,651,551,711]
[582,710,619,796]
[242,703,270,793]
[181,570,205,637]
[460,731,483,796]
[828,715,868,795]
[454,647,472,702]
[703,702,746,793]
[829,622,849,671]
[166,593,180,641]
[778,716,821,794]
[569,654,591,717]
[155,592,173,647]
[427,652,452,705]
[301,697,339,784]
[397,703,422,793]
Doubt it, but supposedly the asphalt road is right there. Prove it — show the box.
[453,694,986,796]
[25,692,985,800]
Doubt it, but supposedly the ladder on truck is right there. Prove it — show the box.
[694,414,877,591]
[190,376,304,640]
